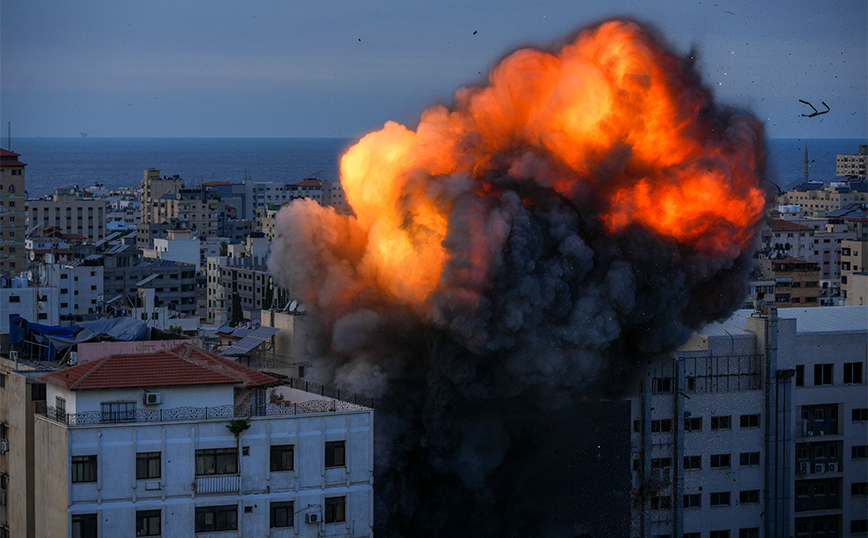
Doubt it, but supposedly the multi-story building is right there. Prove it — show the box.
[0,276,59,350]
[827,203,868,241]
[630,305,867,538]
[27,188,107,244]
[39,259,104,323]
[812,222,856,296]
[836,145,867,179]
[2,342,373,537]
[140,169,184,224]
[762,220,815,260]
[0,148,26,276]
[840,239,867,304]
[758,258,821,308]
[778,179,868,218]
[206,235,274,325]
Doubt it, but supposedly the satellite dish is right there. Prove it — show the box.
[297,304,306,314]
[27,270,34,281]
[29,250,36,261]
[289,300,298,312]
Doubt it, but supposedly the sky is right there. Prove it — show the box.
[1,0,865,140]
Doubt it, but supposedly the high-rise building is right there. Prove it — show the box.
[27,188,107,244]
[630,305,867,538]
[836,145,867,179]
[0,149,26,276]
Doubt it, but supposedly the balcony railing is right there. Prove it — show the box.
[35,397,370,427]
[195,475,240,494]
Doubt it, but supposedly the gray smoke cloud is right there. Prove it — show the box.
[268,19,768,538]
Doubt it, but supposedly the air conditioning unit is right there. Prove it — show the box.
[814,463,826,474]
[0,440,7,453]
[799,462,810,474]
[9,351,18,362]
[143,392,162,405]
[305,513,323,524]
[827,462,838,472]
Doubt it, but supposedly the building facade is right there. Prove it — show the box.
[27,188,107,244]
[630,305,867,538]
[836,145,867,179]
[0,149,26,276]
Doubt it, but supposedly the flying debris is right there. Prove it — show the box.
[799,99,830,118]
[269,19,768,538]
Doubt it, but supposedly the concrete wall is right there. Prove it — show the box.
[33,415,69,538]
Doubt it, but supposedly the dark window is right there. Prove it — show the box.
[652,377,673,393]
[99,400,135,423]
[844,362,864,384]
[852,482,868,495]
[684,534,701,538]
[853,445,868,459]
[684,456,702,470]
[683,493,701,508]
[738,528,759,538]
[650,495,671,509]
[710,491,731,506]
[739,490,760,504]
[71,455,97,483]
[796,364,805,386]
[740,414,760,428]
[136,452,161,480]
[711,416,731,430]
[195,448,238,476]
[651,419,672,433]
[325,441,346,468]
[710,454,731,468]
[270,501,293,528]
[324,496,346,523]
[8,296,19,303]
[854,408,868,422]
[739,452,760,467]
[852,520,868,534]
[651,457,672,468]
[270,445,294,472]
[136,509,161,536]
[684,417,703,432]
[71,513,97,538]
[195,505,237,532]
[710,531,730,538]
[814,363,833,386]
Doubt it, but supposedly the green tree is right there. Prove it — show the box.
[167,325,183,334]
[230,293,244,327]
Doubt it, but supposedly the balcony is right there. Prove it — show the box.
[195,475,240,494]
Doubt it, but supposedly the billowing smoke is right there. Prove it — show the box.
[269,19,768,537]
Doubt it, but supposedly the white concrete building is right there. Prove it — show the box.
[630,305,867,538]
[144,229,201,269]
[39,261,104,321]
[33,343,374,538]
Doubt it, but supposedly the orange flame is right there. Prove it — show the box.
[327,20,765,313]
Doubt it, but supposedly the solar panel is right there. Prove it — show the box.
[222,326,281,355]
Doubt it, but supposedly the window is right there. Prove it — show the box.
[711,416,731,430]
[852,482,868,495]
[683,493,701,508]
[739,452,760,467]
[684,417,702,432]
[738,528,759,538]
[710,531,730,538]
[136,509,161,536]
[852,520,868,534]
[195,505,237,532]
[270,445,294,472]
[0,373,4,389]
[853,445,868,459]
[844,362,864,384]
[796,364,804,386]
[739,414,760,428]
[8,296,19,303]
[650,495,672,509]
[71,455,97,483]
[814,363,833,385]
[739,490,760,504]
[71,513,97,538]
[684,534,701,538]
[99,400,135,423]
[710,492,731,507]
[195,448,238,476]
[652,377,673,393]
[854,408,868,422]
[270,501,294,528]
[324,496,346,523]
[325,441,346,468]
[710,454,731,468]
[651,419,672,433]
[684,456,702,470]
[136,452,161,480]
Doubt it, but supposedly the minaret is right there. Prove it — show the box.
[803,144,809,179]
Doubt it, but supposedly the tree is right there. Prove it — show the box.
[230,293,244,327]
[167,325,183,334]
[220,241,228,256]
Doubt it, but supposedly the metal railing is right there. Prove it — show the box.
[284,377,375,408]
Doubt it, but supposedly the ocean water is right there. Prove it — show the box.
[9,136,866,199]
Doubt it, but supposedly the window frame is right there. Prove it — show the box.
[195,448,239,476]
[710,453,731,469]
[194,504,238,533]
[136,509,161,537]
[136,452,161,480]
[270,501,294,528]
[324,496,346,523]
[325,440,346,469]
[270,444,294,472]
[71,455,97,483]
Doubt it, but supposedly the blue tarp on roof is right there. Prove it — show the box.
[10,316,150,360]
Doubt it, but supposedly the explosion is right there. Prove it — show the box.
[269,20,767,538]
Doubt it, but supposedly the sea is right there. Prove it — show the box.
[8,137,867,199]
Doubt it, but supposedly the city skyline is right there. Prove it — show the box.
[1,0,866,140]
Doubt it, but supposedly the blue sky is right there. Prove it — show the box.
[1,0,865,139]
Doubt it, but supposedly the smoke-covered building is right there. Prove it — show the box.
[630,305,867,538]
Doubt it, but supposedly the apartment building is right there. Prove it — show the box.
[836,145,866,179]
[28,188,108,244]
[779,179,868,219]
[630,305,867,538]
[140,169,184,224]
[840,239,867,305]
[757,258,821,307]
[2,343,373,537]
[0,149,27,276]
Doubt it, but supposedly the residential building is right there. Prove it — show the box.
[840,239,867,304]
[150,188,225,238]
[4,343,373,537]
[762,220,815,261]
[757,258,821,308]
[38,259,104,323]
[0,276,59,351]
[812,222,856,297]
[0,149,26,276]
[206,235,274,325]
[140,169,183,224]
[27,188,107,244]
[836,144,866,179]
[778,179,868,218]
[827,203,868,241]
[630,305,867,538]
